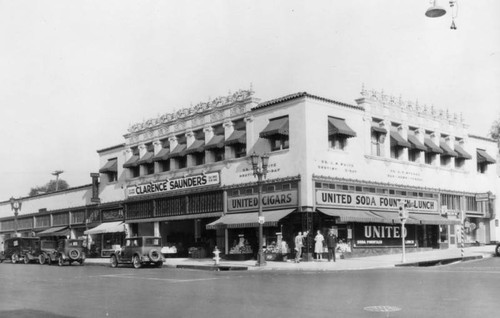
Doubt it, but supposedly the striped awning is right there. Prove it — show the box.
[477,149,496,164]
[370,211,419,225]
[99,159,118,173]
[183,140,205,155]
[225,130,246,145]
[371,123,387,134]
[84,221,125,235]
[317,208,383,223]
[424,138,443,154]
[440,141,458,157]
[37,226,70,237]
[409,213,461,225]
[454,144,472,160]
[123,155,139,168]
[259,117,289,138]
[168,144,187,158]
[390,131,411,148]
[407,134,427,151]
[328,117,357,137]
[126,212,223,224]
[205,135,226,150]
[137,152,154,165]
[152,148,170,162]
[206,209,295,230]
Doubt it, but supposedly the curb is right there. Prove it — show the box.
[395,255,484,267]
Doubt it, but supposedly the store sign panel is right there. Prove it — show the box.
[228,191,297,212]
[316,190,438,212]
[127,172,220,197]
[353,223,417,247]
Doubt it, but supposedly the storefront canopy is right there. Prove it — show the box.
[37,226,71,237]
[454,144,472,160]
[424,138,443,154]
[477,149,496,164]
[439,141,458,157]
[409,213,460,225]
[126,212,223,224]
[204,135,226,150]
[259,117,289,138]
[328,117,357,137]
[390,131,411,148]
[84,221,125,235]
[370,211,419,225]
[206,209,295,230]
[317,208,383,223]
[225,130,246,145]
[407,134,427,151]
[99,159,118,173]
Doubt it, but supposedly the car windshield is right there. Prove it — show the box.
[144,238,160,246]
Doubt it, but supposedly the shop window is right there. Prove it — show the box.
[389,189,395,195]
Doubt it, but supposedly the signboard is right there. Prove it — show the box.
[127,172,220,197]
[228,190,298,212]
[353,223,417,247]
[316,190,438,212]
[475,193,490,202]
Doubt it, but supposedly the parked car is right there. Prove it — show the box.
[110,236,164,269]
[496,243,500,257]
[1,237,42,264]
[44,239,85,266]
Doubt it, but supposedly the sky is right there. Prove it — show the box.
[0,0,499,199]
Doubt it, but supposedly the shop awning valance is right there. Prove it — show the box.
[259,117,289,138]
[206,209,295,230]
[328,117,357,137]
[183,140,205,155]
[205,135,226,150]
[317,208,383,223]
[371,123,387,134]
[424,138,443,154]
[126,212,223,224]
[84,221,125,235]
[152,148,170,162]
[454,144,472,160]
[37,226,71,237]
[407,134,427,151]
[123,155,139,168]
[370,211,419,225]
[390,131,411,148]
[409,213,460,225]
[137,152,154,165]
[225,130,246,145]
[439,141,458,157]
[477,149,496,164]
[168,144,187,158]
[99,159,118,173]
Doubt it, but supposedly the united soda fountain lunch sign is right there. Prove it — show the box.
[316,190,438,212]
[126,172,220,197]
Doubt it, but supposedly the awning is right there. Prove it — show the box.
[183,140,205,155]
[152,148,170,162]
[424,138,443,154]
[317,208,383,223]
[84,221,125,235]
[370,211,419,225]
[99,159,117,173]
[206,209,295,230]
[407,134,427,151]
[137,152,154,165]
[454,144,472,160]
[37,226,71,237]
[225,130,246,145]
[205,135,226,150]
[328,117,357,137]
[409,213,461,225]
[259,117,289,138]
[168,144,187,158]
[126,212,223,224]
[439,141,458,157]
[390,131,411,148]
[123,155,139,168]
[371,123,387,134]
[477,149,496,164]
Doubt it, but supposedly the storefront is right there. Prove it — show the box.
[83,221,126,257]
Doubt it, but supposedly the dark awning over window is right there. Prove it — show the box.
[424,138,443,154]
[206,209,295,229]
[205,135,225,150]
[454,144,472,160]
[371,123,387,134]
[168,144,187,158]
[407,134,427,151]
[317,208,383,223]
[439,141,458,157]
[409,213,460,225]
[477,149,496,164]
[259,117,289,138]
[37,226,71,237]
[123,155,139,168]
[99,159,118,173]
[390,131,411,148]
[152,148,170,162]
[225,130,246,145]
[328,117,357,137]
[137,152,154,165]
[183,140,205,155]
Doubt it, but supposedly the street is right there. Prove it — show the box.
[1,257,499,318]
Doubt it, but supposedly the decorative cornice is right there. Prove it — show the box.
[252,92,362,112]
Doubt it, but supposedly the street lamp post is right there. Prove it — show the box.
[9,197,22,237]
[250,152,269,267]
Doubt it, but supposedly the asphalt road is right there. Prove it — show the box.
[0,257,499,318]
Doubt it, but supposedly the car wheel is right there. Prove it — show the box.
[58,257,64,267]
[149,249,161,262]
[133,255,141,269]
[495,245,500,257]
[110,255,118,268]
[11,254,18,264]
[39,254,46,265]
[23,255,30,264]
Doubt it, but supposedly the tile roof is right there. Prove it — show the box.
[252,92,363,111]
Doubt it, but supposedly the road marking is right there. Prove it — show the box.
[93,274,220,283]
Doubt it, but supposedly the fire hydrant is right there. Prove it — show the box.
[213,246,221,266]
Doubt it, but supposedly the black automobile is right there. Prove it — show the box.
[496,243,500,257]
[0,237,42,264]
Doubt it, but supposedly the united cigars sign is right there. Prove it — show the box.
[127,172,220,197]
[228,190,297,212]
[353,223,417,247]
[316,190,438,212]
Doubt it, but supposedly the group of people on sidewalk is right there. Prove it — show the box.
[294,229,337,263]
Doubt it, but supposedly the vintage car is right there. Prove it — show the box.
[44,239,86,266]
[496,243,500,257]
[1,237,42,264]
[110,236,164,269]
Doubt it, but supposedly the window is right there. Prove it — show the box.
[130,166,140,178]
[124,147,140,178]
[454,139,470,169]
[225,119,247,158]
[99,158,118,182]
[423,132,441,165]
[259,116,289,152]
[407,128,425,163]
[213,148,225,162]
[193,152,205,166]
[390,124,410,160]
[177,156,187,169]
[328,117,356,151]
[159,160,170,172]
[371,119,386,156]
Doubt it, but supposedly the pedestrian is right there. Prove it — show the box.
[294,232,303,263]
[314,230,325,261]
[326,229,337,262]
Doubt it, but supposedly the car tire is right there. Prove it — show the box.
[133,255,141,269]
[69,249,81,261]
[58,257,64,267]
[110,255,118,268]
[495,244,500,257]
[149,249,161,262]
[39,254,46,265]
[11,254,18,264]
[23,255,30,264]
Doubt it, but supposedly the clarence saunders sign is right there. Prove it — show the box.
[316,190,438,212]
[127,172,220,197]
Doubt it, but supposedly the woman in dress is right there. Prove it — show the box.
[314,230,325,261]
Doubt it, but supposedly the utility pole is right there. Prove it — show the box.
[52,170,64,191]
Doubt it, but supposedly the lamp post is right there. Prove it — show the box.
[250,152,269,267]
[9,197,22,237]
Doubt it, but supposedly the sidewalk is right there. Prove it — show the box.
[84,245,496,271]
